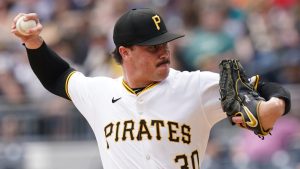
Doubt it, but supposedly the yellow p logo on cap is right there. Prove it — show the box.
[152,15,161,30]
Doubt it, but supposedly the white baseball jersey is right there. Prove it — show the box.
[67,68,226,169]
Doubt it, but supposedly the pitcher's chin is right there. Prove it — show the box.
[156,66,170,81]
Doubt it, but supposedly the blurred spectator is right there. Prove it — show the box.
[0,50,26,105]
[178,0,235,72]
[0,115,24,169]
[232,116,300,169]
[10,0,54,22]
[0,70,25,105]
[52,11,91,65]
[83,30,122,77]
[239,1,300,83]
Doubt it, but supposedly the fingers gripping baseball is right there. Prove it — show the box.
[11,13,43,44]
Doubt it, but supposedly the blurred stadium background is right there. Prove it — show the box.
[0,0,300,168]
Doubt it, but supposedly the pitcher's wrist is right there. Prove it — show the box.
[24,36,43,49]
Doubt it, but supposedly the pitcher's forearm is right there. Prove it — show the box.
[26,41,74,100]
[12,13,74,100]
[259,97,285,131]
[257,82,291,115]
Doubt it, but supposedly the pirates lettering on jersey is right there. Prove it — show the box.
[104,119,191,149]
[137,119,152,140]
[122,120,135,141]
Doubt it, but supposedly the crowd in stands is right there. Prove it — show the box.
[0,0,299,168]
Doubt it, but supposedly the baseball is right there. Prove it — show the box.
[16,16,37,35]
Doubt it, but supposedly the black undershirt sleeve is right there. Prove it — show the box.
[257,81,291,115]
[25,41,75,100]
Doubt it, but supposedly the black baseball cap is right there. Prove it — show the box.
[113,8,184,46]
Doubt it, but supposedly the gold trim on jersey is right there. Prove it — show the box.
[65,71,77,100]
[122,80,135,94]
[122,80,159,95]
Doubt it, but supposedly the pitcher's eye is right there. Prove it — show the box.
[147,45,159,52]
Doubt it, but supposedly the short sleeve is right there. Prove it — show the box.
[199,71,226,126]
[66,71,96,127]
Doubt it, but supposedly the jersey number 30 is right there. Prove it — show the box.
[174,149,199,169]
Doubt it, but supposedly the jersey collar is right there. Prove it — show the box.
[122,80,159,95]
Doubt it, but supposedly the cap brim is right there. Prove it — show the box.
[136,32,184,45]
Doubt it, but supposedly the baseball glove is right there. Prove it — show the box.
[219,59,272,139]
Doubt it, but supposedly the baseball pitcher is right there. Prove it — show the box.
[11,8,290,169]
